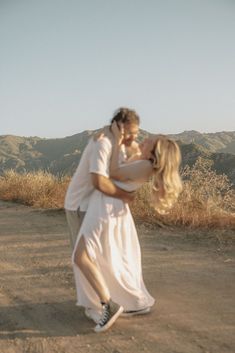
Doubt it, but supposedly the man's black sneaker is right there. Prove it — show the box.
[121,307,151,317]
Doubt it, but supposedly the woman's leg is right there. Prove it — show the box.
[74,235,110,303]
[74,236,124,332]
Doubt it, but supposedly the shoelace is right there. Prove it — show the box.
[98,304,110,326]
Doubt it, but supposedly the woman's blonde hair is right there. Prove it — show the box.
[151,135,183,214]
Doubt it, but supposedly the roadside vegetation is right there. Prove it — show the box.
[0,157,234,228]
[132,158,235,228]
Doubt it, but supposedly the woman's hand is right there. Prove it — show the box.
[111,121,124,146]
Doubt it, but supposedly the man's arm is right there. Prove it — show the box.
[91,173,135,203]
[89,136,135,202]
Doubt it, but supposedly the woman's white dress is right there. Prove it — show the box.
[72,163,155,322]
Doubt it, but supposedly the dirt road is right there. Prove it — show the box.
[0,200,234,353]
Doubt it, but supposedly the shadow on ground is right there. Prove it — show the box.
[0,300,92,339]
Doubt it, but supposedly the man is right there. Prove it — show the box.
[64,107,140,332]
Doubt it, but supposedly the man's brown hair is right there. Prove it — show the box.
[111,107,140,125]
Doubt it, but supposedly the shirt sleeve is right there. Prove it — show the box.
[89,138,112,178]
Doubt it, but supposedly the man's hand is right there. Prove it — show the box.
[121,190,136,203]
[93,126,110,141]
[91,173,136,203]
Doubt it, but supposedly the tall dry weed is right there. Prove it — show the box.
[0,170,69,208]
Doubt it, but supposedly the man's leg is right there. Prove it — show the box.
[65,209,85,250]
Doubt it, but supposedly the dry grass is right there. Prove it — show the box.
[0,157,234,228]
[0,170,70,209]
[131,158,235,228]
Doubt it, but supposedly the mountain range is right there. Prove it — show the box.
[0,130,235,185]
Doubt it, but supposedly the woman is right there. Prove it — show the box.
[72,123,182,332]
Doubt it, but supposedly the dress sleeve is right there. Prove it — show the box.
[89,138,112,178]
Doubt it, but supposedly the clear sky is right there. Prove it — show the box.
[0,0,234,138]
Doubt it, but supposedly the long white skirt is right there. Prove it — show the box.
[72,190,155,321]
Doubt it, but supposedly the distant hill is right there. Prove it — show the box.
[0,130,234,185]
[168,130,235,154]
[0,131,94,176]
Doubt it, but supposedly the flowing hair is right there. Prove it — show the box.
[151,136,183,214]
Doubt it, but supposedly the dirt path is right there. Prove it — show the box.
[0,200,234,353]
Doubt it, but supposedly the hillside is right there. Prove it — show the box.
[0,130,234,184]
[169,130,235,154]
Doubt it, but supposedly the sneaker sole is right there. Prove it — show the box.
[94,306,124,333]
[121,307,151,317]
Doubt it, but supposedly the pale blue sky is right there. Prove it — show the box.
[0,0,234,138]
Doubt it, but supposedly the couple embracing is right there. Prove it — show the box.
[64,107,182,332]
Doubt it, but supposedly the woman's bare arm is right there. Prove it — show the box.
[109,122,126,180]
[110,122,153,182]
[116,160,153,182]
